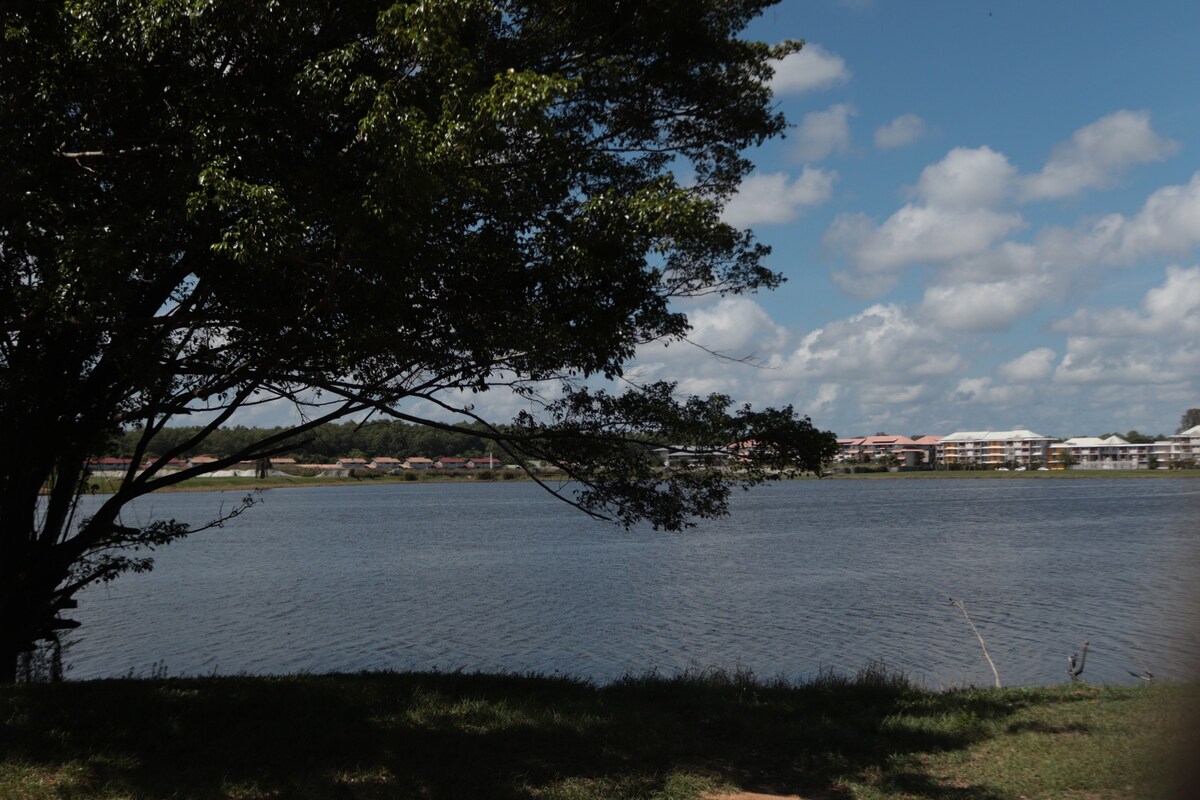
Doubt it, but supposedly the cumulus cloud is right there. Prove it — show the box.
[1051,265,1200,338]
[874,114,928,150]
[770,44,851,95]
[1021,110,1179,200]
[685,296,790,355]
[951,376,1033,406]
[721,167,837,228]
[822,147,1025,290]
[793,104,855,162]
[781,303,966,380]
[1045,266,1200,392]
[826,204,1023,277]
[914,146,1016,209]
[1053,336,1183,386]
[998,348,1058,383]
[918,274,1059,332]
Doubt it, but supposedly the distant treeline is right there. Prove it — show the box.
[107,420,505,462]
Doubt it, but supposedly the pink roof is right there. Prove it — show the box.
[372,457,402,463]
[438,457,466,463]
[93,457,132,465]
[405,457,434,463]
[859,435,915,446]
[912,436,943,445]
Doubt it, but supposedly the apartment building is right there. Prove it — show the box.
[937,430,1055,467]
[1048,425,1200,469]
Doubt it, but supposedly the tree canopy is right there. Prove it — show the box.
[0,0,837,679]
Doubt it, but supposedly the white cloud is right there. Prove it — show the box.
[914,146,1016,209]
[826,204,1023,276]
[685,296,790,355]
[781,303,966,380]
[721,167,837,227]
[1104,171,1200,262]
[793,103,855,162]
[918,274,1059,332]
[874,114,928,150]
[1021,110,1179,200]
[1051,265,1200,338]
[951,376,1032,407]
[1053,337,1183,386]
[998,348,1058,383]
[770,44,850,95]
[1045,267,1200,391]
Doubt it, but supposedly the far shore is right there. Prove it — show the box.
[74,467,1200,495]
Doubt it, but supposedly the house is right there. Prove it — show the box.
[650,446,728,468]
[403,457,434,470]
[467,456,501,469]
[89,457,134,476]
[371,457,403,471]
[435,457,467,469]
[337,457,369,470]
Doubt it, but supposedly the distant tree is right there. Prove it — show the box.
[1059,450,1078,469]
[0,0,838,680]
[1124,431,1154,444]
[1179,409,1200,433]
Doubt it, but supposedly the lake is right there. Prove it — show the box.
[68,478,1200,687]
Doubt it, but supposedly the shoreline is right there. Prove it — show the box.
[76,467,1200,495]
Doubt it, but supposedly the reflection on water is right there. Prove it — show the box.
[70,478,1200,686]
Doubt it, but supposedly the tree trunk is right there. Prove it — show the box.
[0,653,16,684]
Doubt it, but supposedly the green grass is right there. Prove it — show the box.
[2,668,1195,799]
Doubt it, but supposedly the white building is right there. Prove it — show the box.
[1168,425,1200,464]
[1049,435,1168,469]
[937,430,1055,468]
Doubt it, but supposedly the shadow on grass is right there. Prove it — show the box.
[0,668,1037,799]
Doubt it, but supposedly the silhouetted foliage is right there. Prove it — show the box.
[0,0,836,679]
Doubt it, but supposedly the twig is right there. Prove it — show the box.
[950,597,1001,688]
[1067,640,1089,682]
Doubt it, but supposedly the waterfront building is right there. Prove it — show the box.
[937,430,1055,468]
[1049,435,1169,469]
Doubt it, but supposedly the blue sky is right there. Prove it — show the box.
[620,0,1200,439]
[234,0,1200,441]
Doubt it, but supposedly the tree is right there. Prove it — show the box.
[1179,409,1200,433]
[0,1,837,679]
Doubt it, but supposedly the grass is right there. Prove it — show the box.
[1,667,1195,799]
